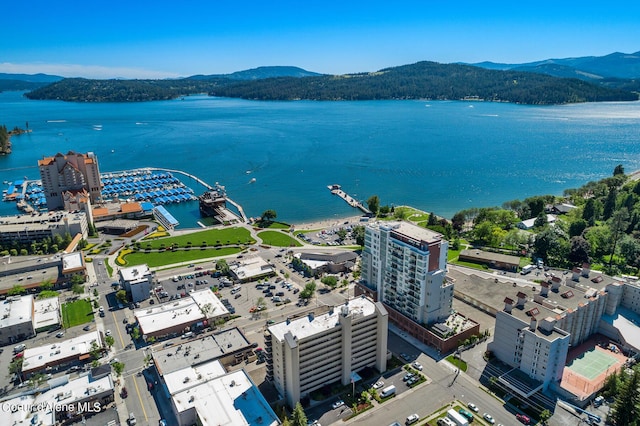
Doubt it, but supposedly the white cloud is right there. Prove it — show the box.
[0,62,181,79]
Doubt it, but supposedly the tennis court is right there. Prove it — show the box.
[562,341,627,400]
[566,347,619,380]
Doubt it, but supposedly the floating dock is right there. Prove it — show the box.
[327,184,371,215]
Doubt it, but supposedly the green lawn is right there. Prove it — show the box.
[446,355,468,372]
[257,230,302,247]
[139,227,254,250]
[122,247,242,267]
[254,220,291,229]
[61,299,94,328]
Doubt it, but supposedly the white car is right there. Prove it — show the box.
[483,413,495,424]
[331,399,344,409]
[467,402,479,412]
[105,329,112,336]
[56,331,65,338]
[412,361,423,371]
[373,380,384,389]
[406,413,420,424]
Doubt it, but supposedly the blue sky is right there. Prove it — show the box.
[1,0,639,78]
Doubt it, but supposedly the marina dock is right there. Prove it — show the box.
[327,184,371,215]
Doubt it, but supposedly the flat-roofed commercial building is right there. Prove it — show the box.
[136,289,229,340]
[33,296,61,332]
[163,361,279,426]
[229,257,275,282]
[119,264,153,302]
[359,221,452,329]
[0,254,71,296]
[60,251,87,282]
[266,297,388,407]
[0,295,35,345]
[4,374,114,425]
[38,151,102,211]
[0,211,88,245]
[458,249,521,272]
[21,331,102,377]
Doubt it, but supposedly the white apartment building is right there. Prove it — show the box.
[119,264,153,302]
[361,221,450,325]
[38,151,102,211]
[266,297,388,407]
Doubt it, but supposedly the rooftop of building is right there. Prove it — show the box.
[459,249,521,265]
[33,297,60,330]
[4,374,114,426]
[0,294,33,328]
[0,211,86,232]
[135,297,204,336]
[61,252,84,273]
[268,297,380,342]
[450,267,620,336]
[119,264,151,282]
[163,359,227,395]
[189,289,229,319]
[229,256,274,280]
[171,369,279,426]
[368,220,443,243]
[152,328,250,376]
[22,331,102,373]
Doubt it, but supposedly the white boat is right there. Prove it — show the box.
[249,178,257,184]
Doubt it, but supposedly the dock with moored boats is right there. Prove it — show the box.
[327,184,371,215]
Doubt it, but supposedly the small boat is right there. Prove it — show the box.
[249,178,257,184]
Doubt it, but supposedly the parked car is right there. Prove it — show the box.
[403,373,415,381]
[331,400,344,409]
[373,381,384,389]
[121,387,128,398]
[83,325,91,331]
[467,402,479,412]
[56,331,65,338]
[411,361,423,371]
[516,414,531,424]
[406,413,419,425]
[483,413,495,424]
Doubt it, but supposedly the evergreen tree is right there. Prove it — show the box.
[290,402,307,426]
[610,368,640,426]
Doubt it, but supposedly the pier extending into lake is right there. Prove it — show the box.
[327,184,371,215]
[138,167,249,223]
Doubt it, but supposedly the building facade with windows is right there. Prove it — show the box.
[38,151,102,211]
[266,298,388,407]
[118,264,153,302]
[360,221,451,326]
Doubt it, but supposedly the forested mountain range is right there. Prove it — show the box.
[207,61,637,104]
[14,55,640,104]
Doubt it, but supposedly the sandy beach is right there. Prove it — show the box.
[291,215,364,231]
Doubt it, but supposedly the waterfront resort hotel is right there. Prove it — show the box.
[265,297,388,408]
[38,151,102,211]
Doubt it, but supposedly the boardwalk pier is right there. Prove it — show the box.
[327,184,371,215]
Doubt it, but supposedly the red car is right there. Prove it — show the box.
[516,414,531,425]
[121,387,128,398]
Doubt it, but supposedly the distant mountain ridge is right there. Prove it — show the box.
[188,66,322,80]
[469,51,640,81]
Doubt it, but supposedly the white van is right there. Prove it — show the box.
[380,385,396,398]
[520,264,535,275]
[182,331,194,339]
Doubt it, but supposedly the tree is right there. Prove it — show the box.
[582,198,601,226]
[367,195,380,216]
[9,357,23,377]
[610,368,640,426]
[300,281,316,299]
[568,236,591,266]
[568,219,588,237]
[603,188,618,220]
[71,282,84,295]
[290,402,307,426]
[321,276,338,288]
[534,226,569,265]
[620,235,640,269]
[539,409,552,425]
[533,211,547,229]
[216,259,229,275]
[8,285,26,296]
[131,327,141,340]
[336,229,348,241]
[451,211,466,232]
[613,164,625,176]
[116,289,128,304]
[261,209,277,223]
[70,274,85,286]
[104,335,115,348]
[608,207,630,268]
[427,212,438,226]
[111,361,125,376]
[352,226,365,247]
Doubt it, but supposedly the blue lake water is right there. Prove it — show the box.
[1,91,639,227]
